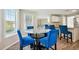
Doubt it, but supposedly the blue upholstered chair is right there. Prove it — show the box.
[27,26,35,46]
[45,24,49,29]
[39,29,58,50]
[59,25,72,43]
[49,25,55,30]
[45,24,55,30]
[45,24,59,37]
[17,30,35,50]
[27,26,34,29]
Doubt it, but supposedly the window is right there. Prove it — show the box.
[4,9,16,35]
[67,16,75,28]
[24,15,33,30]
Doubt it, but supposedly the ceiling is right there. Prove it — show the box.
[27,9,79,15]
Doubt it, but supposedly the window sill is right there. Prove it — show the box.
[4,32,17,39]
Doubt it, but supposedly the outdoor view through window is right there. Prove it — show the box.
[4,10,16,34]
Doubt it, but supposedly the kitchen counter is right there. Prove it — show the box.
[69,27,79,42]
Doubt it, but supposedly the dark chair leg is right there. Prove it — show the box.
[47,48,49,50]
[33,43,35,50]
[67,34,68,43]
[20,46,23,50]
[64,34,65,39]
[60,34,61,40]
[30,44,33,48]
[71,34,72,43]
[30,43,36,50]
[55,44,57,50]
[38,42,42,50]
[51,48,54,50]
[67,39,68,43]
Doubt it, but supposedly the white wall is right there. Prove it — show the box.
[36,14,51,26]
[0,10,4,49]
[0,10,2,42]
[62,16,67,25]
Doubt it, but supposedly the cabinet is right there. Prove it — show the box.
[74,28,79,42]
[50,16,61,28]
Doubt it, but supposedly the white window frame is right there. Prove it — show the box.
[24,14,33,30]
[67,16,75,28]
[4,9,19,38]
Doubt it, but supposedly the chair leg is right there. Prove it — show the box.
[67,34,68,43]
[20,46,23,50]
[67,39,68,43]
[55,43,57,50]
[71,34,72,43]
[60,34,61,40]
[38,42,41,50]
[67,37,68,43]
[30,44,33,48]
[33,43,35,50]
[64,34,65,39]
[51,47,54,50]
[30,43,35,50]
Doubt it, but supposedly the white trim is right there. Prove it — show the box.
[3,40,19,50]
[4,32,17,38]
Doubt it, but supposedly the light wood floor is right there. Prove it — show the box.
[7,38,79,50]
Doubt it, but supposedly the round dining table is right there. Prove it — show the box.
[26,28,51,50]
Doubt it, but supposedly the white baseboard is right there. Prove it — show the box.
[3,40,19,50]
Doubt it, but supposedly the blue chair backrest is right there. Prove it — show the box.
[59,25,68,33]
[49,25,55,30]
[45,24,55,30]
[27,26,34,29]
[17,30,23,45]
[46,31,51,39]
[28,33,31,36]
[49,29,58,45]
[45,24,49,29]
